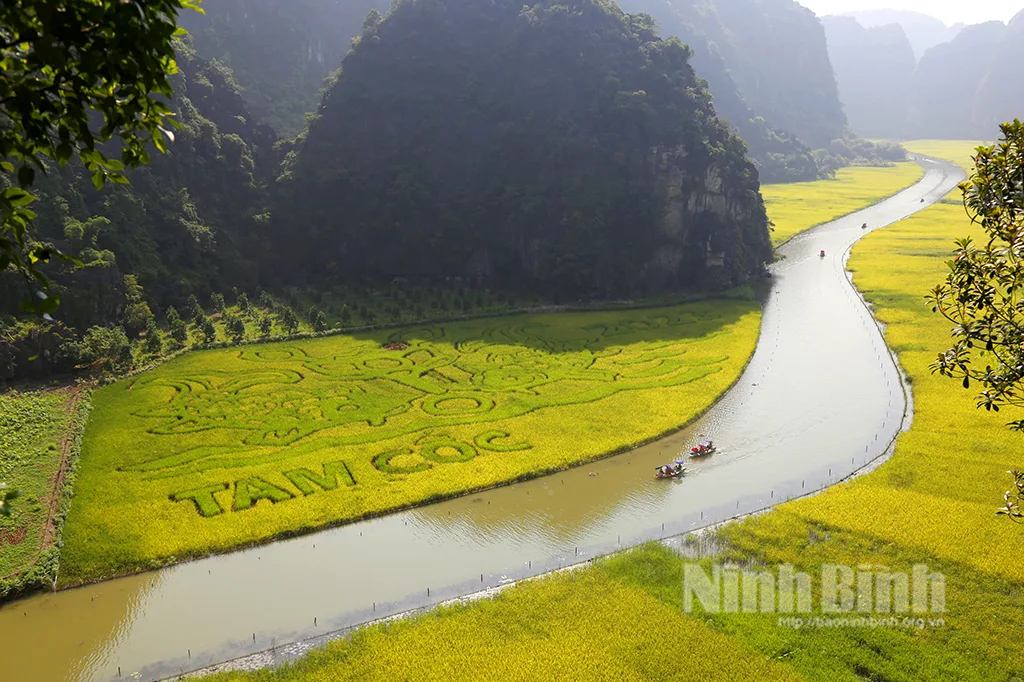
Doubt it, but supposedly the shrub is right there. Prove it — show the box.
[225,316,246,343]
[258,314,273,338]
[185,294,202,320]
[200,318,217,344]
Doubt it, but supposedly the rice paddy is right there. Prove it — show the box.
[762,162,925,246]
[0,388,87,598]
[59,301,761,584]
[204,567,802,682]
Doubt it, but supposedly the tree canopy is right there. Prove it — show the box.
[930,120,1024,429]
[1,0,202,311]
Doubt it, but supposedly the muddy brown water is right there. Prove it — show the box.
[0,157,964,681]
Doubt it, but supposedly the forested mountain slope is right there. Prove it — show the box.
[178,0,390,137]
[821,16,915,139]
[272,0,773,298]
[1,40,271,324]
[824,12,1023,140]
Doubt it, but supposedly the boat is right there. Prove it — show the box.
[688,441,717,458]
[654,460,687,479]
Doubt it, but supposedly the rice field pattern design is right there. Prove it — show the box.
[123,311,730,479]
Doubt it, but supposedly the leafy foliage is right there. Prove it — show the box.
[0,0,201,309]
[929,122,1024,431]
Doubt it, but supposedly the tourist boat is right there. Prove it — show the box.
[688,442,717,458]
[654,460,687,479]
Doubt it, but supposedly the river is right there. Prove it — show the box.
[0,156,964,681]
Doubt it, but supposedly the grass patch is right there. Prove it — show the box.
[60,301,761,584]
[205,565,802,682]
[0,387,89,599]
[762,162,925,246]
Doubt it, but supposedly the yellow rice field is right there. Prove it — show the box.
[206,568,803,682]
[762,162,925,246]
[60,301,761,584]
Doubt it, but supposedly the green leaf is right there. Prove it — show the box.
[91,170,106,191]
[2,187,36,207]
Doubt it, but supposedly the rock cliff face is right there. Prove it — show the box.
[271,0,772,298]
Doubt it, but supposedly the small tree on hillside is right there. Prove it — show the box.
[166,306,181,326]
[170,318,189,346]
[929,120,1024,520]
[122,274,154,337]
[258,314,273,338]
[312,309,328,333]
[186,294,202,320]
[279,307,299,335]
[144,322,163,355]
[210,292,225,313]
[237,291,250,315]
[200,318,217,344]
[226,316,246,343]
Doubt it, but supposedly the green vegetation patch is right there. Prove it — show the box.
[60,301,760,584]
[0,388,88,599]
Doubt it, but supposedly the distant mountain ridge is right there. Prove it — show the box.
[823,11,1024,140]
[841,9,964,60]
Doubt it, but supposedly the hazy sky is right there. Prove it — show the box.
[797,1,1022,25]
